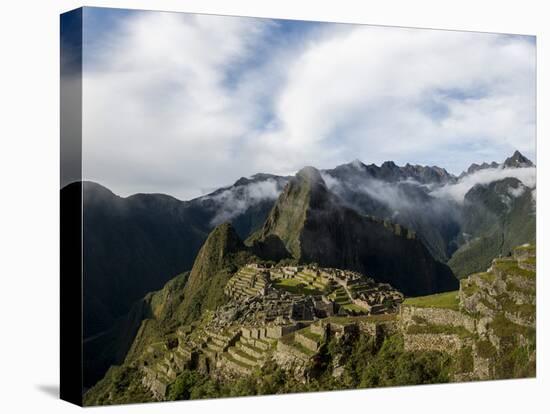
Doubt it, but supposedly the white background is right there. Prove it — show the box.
[0,0,548,412]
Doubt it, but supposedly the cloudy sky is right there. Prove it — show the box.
[81,7,536,200]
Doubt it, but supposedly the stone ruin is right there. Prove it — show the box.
[140,263,405,399]
[224,263,404,318]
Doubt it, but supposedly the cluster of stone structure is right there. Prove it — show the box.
[140,263,403,399]
[224,263,404,316]
[140,245,535,400]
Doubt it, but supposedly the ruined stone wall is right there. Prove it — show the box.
[273,343,309,381]
[295,332,321,352]
[265,323,304,339]
[403,333,463,353]
[400,306,476,333]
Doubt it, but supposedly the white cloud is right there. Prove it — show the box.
[431,167,536,202]
[205,179,283,225]
[508,183,526,198]
[252,27,535,175]
[83,12,275,199]
[81,11,536,200]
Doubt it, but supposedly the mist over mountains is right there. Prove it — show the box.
[247,166,458,296]
[77,151,535,386]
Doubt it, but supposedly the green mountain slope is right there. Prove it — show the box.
[84,222,255,388]
[83,272,190,388]
[448,177,536,278]
[178,223,257,323]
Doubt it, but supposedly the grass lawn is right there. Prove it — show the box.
[273,278,323,296]
[493,259,535,279]
[342,303,368,314]
[403,290,460,311]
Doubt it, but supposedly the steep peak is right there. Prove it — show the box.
[233,176,251,187]
[503,150,534,168]
[250,166,332,260]
[381,160,398,169]
[201,222,244,256]
[350,158,366,170]
[182,222,250,323]
[190,223,244,276]
[293,166,327,195]
[296,166,324,184]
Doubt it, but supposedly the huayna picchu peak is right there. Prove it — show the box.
[249,166,458,296]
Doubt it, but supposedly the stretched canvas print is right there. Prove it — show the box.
[60,6,537,407]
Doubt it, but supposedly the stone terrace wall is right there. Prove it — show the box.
[403,333,463,353]
[401,306,476,333]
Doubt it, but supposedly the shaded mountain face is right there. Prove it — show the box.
[178,223,256,323]
[83,272,189,388]
[84,223,254,388]
[80,175,286,338]
[320,151,535,265]
[249,166,459,296]
[321,161,462,262]
[447,176,536,278]
[82,182,207,339]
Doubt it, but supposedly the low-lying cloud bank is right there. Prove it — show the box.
[322,172,421,214]
[205,179,284,225]
[431,167,536,203]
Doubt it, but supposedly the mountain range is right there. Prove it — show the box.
[75,151,536,387]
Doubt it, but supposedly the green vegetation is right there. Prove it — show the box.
[167,333,452,400]
[455,346,474,373]
[273,278,323,296]
[514,244,536,253]
[84,271,189,387]
[448,177,535,279]
[299,328,323,342]
[246,168,313,260]
[403,290,459,311]
[493,259,535,280]
[329,287,352,305]
[497,295,535,318]
[477,271,496,283]
[326,314,397,324]
[489,314,536,379]
[342,303,368,313]
[348,335,451,388]
[179,224,258,324]
[84,365,152,406]
[476,339,497,359]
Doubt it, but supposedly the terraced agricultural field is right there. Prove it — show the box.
[273,278,323,296]
[403,290,460,311]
